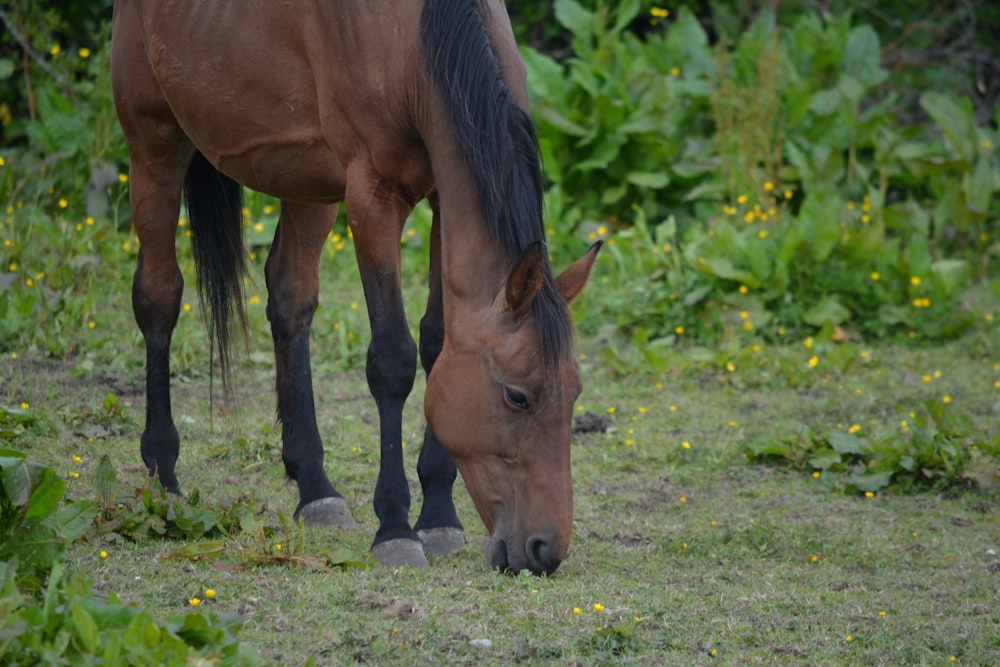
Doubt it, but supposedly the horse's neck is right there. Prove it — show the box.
[435,175,508,318]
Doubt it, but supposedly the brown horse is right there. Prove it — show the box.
[111,0,599,575]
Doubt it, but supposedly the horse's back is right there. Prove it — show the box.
[112,0,430,203]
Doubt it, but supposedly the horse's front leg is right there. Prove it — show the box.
[413,200,465,556]
[348,182,427,568]
[266,201,355,527]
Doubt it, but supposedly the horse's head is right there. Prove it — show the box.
[425,242,600,575]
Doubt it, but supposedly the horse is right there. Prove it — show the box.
[110,0,600,575]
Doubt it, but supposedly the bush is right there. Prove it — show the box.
[530,1,999,352]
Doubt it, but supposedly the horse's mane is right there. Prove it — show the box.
[420,0,573,363]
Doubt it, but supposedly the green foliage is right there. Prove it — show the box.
[0,560,259,666]
[0,449,96,590]
[0,404,54,440]
[531,2,999,357]
[578,616,647,658]
[0,453,259,665]
[101,483,242,542]
[745,399,996,493]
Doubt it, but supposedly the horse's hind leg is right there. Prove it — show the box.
[113,18,194,492]
[413,200,465,557]
[129,159,190,492]
[265,201,355,527]
[348,174,427,568]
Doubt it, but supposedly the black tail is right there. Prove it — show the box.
[183,150,248,391]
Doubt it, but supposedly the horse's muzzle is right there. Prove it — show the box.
[487,531,564,576]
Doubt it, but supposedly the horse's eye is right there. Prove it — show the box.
[503,386,529,411]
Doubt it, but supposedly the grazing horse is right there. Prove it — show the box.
[111,0,599,575]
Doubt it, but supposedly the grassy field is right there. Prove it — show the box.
[4,318,999,664]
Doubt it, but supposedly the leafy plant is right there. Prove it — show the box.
[0,448,96,590]
[533,2,998,365]
[0,559,260,666]
[578,616,647,658]
[0,453,260,664]
[744,399,995,493]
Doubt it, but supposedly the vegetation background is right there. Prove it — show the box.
[1,0,999,664]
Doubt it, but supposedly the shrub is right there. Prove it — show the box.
[530,1,998,354]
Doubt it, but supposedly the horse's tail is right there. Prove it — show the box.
[183,150,248,392]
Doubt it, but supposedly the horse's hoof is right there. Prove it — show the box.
[294,497,356,528]
[372,539,429,568]
[417,527,466,557]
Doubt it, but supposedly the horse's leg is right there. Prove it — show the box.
[128,142,193,493]
[266,201,355,527]
[348,181,426,568]
[413,200,466,557]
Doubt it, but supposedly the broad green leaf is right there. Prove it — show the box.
[125,609,162,650]
[836,74,864,106]
[797,191,842,262]
[24,467,66,524]
[683,284,713,307]
[808,451,843,469]
[537,106,591,138]
[931,259,968,296]
[965,157,994,214]
[164,540,227,561]
[52,500,98,543]
[665,7,713,78]
[744,440,791,459]
[71,600,100,654]
[611,0,641,34]
[803,297,850,326]
[828,431,862,455]
[920,92,977,163]
[573,132,627,171]
[554,0,596,39]
[902,234,932,276]
[808,88,840,116]
[568,59,600,98]
[1,455,49,507]
[700,258,758,286]
[626,171,670,188]
[522,49,565,103]
[847,470,893,492]
[843,25,887,88]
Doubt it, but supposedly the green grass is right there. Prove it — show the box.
[4,323,999,664]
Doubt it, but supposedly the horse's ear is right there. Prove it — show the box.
[503,241,546,317]
[556,241,602,304]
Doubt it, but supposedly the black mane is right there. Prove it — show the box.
[420,0,573,362]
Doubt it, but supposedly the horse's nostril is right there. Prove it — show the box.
[525,534,561,576]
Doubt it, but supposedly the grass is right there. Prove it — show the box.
[4,318,999,664]
[2,203,999,665]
